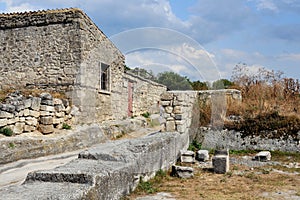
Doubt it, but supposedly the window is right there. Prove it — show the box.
[100,62,110,92]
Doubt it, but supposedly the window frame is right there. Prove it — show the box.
[99,62,111,94]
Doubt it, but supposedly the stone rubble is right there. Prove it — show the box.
[0,91,74,135]
[171,165,194,179]
[253,151,271,162]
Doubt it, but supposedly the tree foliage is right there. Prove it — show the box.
[156,71,192,90]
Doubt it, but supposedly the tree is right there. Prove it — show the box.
[130,67,157,81]
[190,80,208,90]
[212,79,234,89]
[156,71,192,90]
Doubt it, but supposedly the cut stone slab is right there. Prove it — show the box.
[215,149,229,156]
[254,151,271,162]
[212,155,229,174]
[171,165,194,179]
[180,150,195,163]
[196,150,209,162]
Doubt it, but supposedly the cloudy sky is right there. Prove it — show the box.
[1,0,299,81]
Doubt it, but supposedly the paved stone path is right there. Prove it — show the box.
[0,149,82,188]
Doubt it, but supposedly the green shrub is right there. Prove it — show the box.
[141,112,150,118]
[188,140,202,152]
[0,128,13,136]
[62,123,71,130]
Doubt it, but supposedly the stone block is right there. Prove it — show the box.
[23,109,29,117]
[23,99,32,108]
[176,124,185,133]
[175,114,182,120]
[180,150,195,163]
[196,150,209,162]
[40,105,55,112]
[7,117,18,125]
[0,104,15,113]
[166,121,175,132]
[40,116,53,125]
[25,117,38,126]
[215,149,229,156]
[40,93,53,100]
[254,151,271,162]
[31,97,41,111]
[161,101,170,106]
[39,124,54,134]
[41,100,54,106]
[212,155,229,174]
[0,111,13,119]
[0,119,8,127]
[15,105,24,112]
[53,117,64,125]
[13,122,25,134]
[24,125,36,132]
[171,165,194,179]
[173,106,182,114]
[165,106,173,114]
[161,92,173,101]
[40,111,54,116]
[29,110,40,118]
[53,98,63,105]
[55,111,65,118]
[55,105,65,112]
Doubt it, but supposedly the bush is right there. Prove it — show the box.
[62,123,72,130]
[0,128,13,136]
[188,140,202,152]
[225,111,300,139]
[141,112,150,118]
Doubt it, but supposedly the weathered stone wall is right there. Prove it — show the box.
[0,8,125,124]
[200,128,300,152]
[0,91,74,135]
[120,72,167,118]
[160,89,242,140]
[0,9,82,91]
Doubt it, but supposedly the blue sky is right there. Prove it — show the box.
[0,0,299,81]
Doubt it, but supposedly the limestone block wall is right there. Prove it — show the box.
[0,9,82,91]
[0,8,125,124]
[0,92,74,135]
[200,128,300,153]
[120,72,167,118]
[160,89,242,140]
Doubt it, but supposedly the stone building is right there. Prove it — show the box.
[0,8,166,126]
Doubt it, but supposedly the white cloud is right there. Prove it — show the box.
[256,0,278,11]
[278,53,300,61]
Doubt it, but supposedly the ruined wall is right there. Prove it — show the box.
[120,72,167,118]
[0,91,74,135]
[200,128,300,152]
[160,89,242,141]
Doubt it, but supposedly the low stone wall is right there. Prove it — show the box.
[0,117,149,164]
[0,131,188,199]
[200,128,300,153]
[160,89,242,140]
[0,91,74,135]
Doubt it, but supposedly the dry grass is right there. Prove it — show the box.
[127,153,300,200]
[0,89,67,102]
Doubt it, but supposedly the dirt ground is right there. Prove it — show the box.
[127,152,300,200]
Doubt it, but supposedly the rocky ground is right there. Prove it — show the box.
[128,153,300,200]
